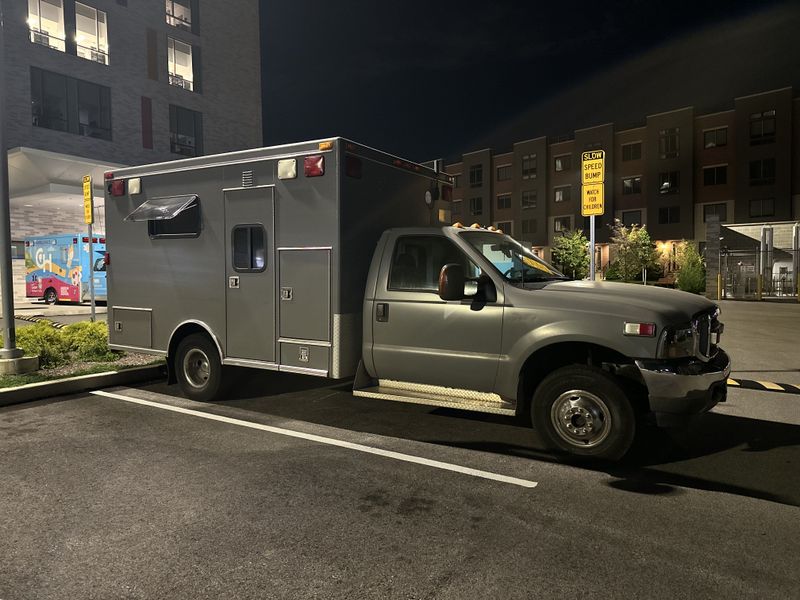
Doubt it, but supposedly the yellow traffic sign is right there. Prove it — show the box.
[581,150,605,185]
[582,183,604,216]
[83,175,93,224]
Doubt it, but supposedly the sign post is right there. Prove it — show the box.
[83,175,96,322]
[581,150,605,280]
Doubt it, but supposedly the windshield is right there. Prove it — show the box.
[460,231,567,285]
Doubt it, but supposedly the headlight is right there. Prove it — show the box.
[660,325,695,359]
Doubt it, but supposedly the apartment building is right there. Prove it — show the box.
[446,87,800,272]
[3,0,261,253]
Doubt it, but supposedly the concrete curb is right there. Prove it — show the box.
[0,364,167,408]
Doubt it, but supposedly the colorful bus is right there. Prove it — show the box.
[25,234,107,304]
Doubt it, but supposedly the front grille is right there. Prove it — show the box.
[693,309,720,361]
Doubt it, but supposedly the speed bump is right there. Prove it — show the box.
[727,378,800,395]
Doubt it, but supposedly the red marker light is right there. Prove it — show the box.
[110,179,125,196]
[304,155,325,177]
[104,172,114,180]
[99,238,105,244]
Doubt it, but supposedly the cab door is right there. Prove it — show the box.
[224,187,276,362]
[370,233,503,392]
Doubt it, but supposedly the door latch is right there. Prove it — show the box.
[281,287,293,301]
[228,276,240,289]
[376,303,389,322]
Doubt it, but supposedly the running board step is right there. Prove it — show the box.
[353,379,517,416]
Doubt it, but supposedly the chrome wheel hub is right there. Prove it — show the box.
[183,348,210,389]
[550,389,612,448]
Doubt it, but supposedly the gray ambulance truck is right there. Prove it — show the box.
[105,138,730,460]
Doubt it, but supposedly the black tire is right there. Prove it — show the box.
[174,333,226,402]
[43,288,58,304]
[531,365,635,461]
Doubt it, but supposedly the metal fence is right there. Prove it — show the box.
[721,247,798,300]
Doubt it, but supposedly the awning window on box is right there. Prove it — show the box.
[124,194,198,221]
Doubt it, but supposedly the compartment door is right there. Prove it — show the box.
[224,187,276,361]
[278,249,330,342]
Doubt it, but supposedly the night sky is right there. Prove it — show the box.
[260,1,800,162]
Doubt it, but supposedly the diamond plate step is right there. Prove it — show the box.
[353,379,516,415]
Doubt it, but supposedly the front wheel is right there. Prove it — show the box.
[175,333,226,402]
[531,365,635,461]
[43,287,58,304]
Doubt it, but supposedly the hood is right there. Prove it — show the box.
[525,280,717,324]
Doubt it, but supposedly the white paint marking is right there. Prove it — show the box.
[91,390,538,489]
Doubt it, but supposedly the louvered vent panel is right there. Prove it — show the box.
[242,170,254,187]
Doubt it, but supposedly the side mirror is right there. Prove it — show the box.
[438,263,465,300]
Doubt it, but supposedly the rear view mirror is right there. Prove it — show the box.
[438,263,465,300]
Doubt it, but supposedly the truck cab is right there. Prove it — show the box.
[354,224,730,460]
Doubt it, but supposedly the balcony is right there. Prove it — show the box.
[169,74,194,92]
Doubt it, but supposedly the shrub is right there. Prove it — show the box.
[676,242,706,294]
[63,321,118,362]
[16,321,71,368]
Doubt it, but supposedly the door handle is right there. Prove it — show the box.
[376,302,389,322]
[228,276,240,289]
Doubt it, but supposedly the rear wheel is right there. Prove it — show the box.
[175,333,226,402]
[531,365,635,461]
[43,287,58,304]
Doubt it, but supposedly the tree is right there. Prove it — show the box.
[552,230,589,279]
[676,241,706,294]
[608,219,659,281]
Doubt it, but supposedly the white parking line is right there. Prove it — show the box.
[91,390,539,489]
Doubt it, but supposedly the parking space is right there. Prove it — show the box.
[1,300,799,598]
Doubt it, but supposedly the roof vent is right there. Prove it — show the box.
[242,170,254,187]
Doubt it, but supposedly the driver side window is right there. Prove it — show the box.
[388,235,480,292]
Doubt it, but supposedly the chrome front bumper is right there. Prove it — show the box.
[635,349,731,426]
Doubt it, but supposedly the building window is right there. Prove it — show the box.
[658,171,680,194]
[749,198,774,218]
[703,165,727,186]
[554,186,571,203]
[749,158,775,185]
[496,165,511,181]
[451,199,462,215]
[659,128,679,159]
[168,37,194,91]
[584,141,603,151]
[169,104,203,157]
[75,3,109,65]
[554,154,572,172]
[554,216,571,232]
[703,203,728,223]
[496,221,512,235]
[522,219,536,235]
[658,206,680,224]
[30,67,112,139]
[27,0,66,52]
[750,110,776,145]
[522,190,537,210]
[522,154,537,179]
[703,127,727,148]
[622,176,642,195]
[469,197,483,216]
[496,194,511,210]
[451,174,461,188]
[621,210,641,227]
[622,142,642,161]
[469,165,483,187]
[166,0,193,31]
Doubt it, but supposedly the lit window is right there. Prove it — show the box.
[166,0,193,30]
[28,0,66,52]
[75,3,108,65]
[168,37,194,91]
[658,171,679,194]
[554,186,571,203]
[554,154,571,172]
[554,216,571,232]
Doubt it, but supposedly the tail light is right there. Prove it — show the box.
[104,252,110,266]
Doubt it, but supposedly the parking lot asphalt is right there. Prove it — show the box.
[1,300,798,599]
